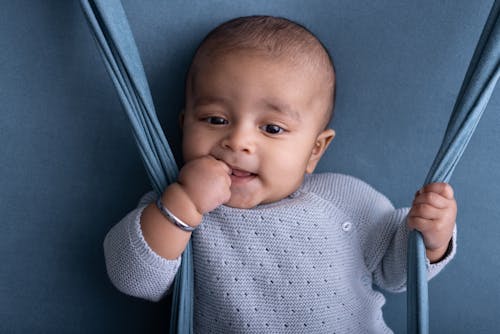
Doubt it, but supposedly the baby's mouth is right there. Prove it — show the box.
[231,168,254,177]
[230,167,257,183]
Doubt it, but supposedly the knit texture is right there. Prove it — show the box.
[104,173,456,333]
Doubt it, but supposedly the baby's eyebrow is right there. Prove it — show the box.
[193,96,229,108]
[261,99,301,121]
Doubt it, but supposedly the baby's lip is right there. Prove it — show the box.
[227,164,256,177]
[231,168,255,177]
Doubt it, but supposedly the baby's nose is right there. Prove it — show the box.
[221,126,256,154]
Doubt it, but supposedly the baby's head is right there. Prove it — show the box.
[181,16,336,208]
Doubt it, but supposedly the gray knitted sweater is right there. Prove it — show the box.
[104,173,456,333]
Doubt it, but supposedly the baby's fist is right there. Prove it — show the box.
[407,182,456,262]
[177,156,232,214]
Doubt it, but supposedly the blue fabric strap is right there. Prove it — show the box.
[407,1,500,333]
[79,1,193,333]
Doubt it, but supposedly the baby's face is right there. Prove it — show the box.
[182,52,334,208]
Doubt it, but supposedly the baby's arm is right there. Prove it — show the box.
[140,155,231,259]
[407,183,456,263]
[327,175,456,292]
[103,191,181,301]
[103,155,231,301]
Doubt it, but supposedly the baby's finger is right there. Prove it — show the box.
[409,203,442,221]
[217,160,232,175]
[407,216,433,232]
[418,182,454,200]
[209,155,232,175]
[413,191,449,209]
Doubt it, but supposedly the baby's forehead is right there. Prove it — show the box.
[195,49,311,73]
[188,51,333,128]
[190,46,333,96]
[190,49,329,97]
[197,38,330,73]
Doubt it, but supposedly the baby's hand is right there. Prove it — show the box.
[407,182,457,263]
[177,156,232,215]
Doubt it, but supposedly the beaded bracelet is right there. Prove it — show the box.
[156,198,197,232]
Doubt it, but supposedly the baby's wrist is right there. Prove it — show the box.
[426,243,451,264]
[161,183,203,228]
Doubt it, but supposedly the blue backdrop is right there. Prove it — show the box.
[1,1,499,333]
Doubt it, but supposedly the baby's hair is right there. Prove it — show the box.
[186,15,336,127]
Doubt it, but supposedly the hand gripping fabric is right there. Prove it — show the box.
[407,1,500,333]
[80,1,193,333]
[79,1,500,333]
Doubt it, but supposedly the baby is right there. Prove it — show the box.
[104,16,456,333]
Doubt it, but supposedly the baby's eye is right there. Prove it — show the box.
[261,124,285,135]
[205,116,228,125]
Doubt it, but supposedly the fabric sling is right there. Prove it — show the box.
[79,1,500,333]
[80,1,192,332]
[408,1,500,333]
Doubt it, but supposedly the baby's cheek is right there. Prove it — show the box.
[182,133,209,161]
[271,157,307,194]
[282,150,312,176]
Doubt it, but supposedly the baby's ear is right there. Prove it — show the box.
[305,129,335,174]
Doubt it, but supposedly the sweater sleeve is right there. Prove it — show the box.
[368,207,457,293]
[103,191,181,302]
[306,173,456,293]
[348,177,457,293]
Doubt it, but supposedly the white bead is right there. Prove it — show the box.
[342,221,352,232]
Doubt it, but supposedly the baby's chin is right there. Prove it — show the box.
[223,195,262,209]
[223,191,289,209]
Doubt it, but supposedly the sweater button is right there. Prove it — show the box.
[342,221,352,232]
